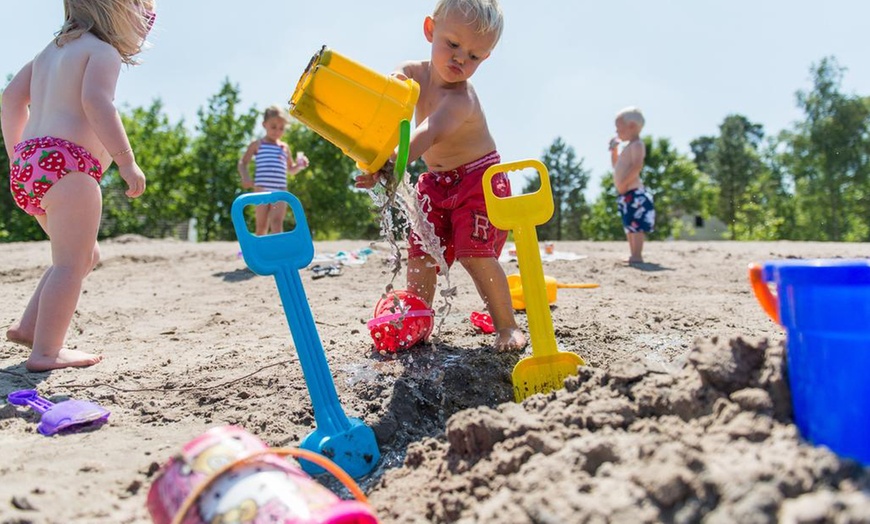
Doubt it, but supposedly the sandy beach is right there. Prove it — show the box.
[1,237,869,523]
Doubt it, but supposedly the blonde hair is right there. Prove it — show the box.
[433,0,504,44]
[263,105,291,124]
[56,0,155,65]
[616,106,645,129]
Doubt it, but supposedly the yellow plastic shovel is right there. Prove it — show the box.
[483,160,586,401]
[507,274,599,310]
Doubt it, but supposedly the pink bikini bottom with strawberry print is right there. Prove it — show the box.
[9,136,103,216]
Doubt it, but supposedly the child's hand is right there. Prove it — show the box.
[120,163,146,198]
[355,157,398,189]
[609,137,620,150]
[240,176,254,189]
[354,172,380,189]
[295,152,309,169]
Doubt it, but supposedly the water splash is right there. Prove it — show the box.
[366,164,454,342]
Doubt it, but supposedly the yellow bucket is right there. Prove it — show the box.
[289,46,420,173]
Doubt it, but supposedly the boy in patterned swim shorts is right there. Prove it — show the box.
[609,106,655,264]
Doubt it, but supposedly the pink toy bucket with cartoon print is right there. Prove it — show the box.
[146,426,378,524]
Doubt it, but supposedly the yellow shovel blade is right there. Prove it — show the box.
[513,352,586,402]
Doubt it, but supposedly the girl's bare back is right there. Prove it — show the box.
[25,33,121,167]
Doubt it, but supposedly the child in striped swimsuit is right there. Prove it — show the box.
[238,105,309,235]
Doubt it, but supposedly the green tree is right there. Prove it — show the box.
[101,100,192,238]
[583,176,624,240]
[731,138,794,240]
[691,115,766,239]
[780,57,870,241]
[524,137,590,240]
[188,79,258,241]
[638,137,714,239]
[284,124,379,239]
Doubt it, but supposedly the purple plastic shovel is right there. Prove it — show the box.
[7,389,110,436]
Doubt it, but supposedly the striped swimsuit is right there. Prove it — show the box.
[253,141,289,191]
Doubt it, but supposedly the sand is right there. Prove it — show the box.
[1,237,868,523]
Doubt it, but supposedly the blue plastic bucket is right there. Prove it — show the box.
[749,259,870,465]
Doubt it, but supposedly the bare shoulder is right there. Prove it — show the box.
[627,139,646,157]
[400,60,427,80]
[56,33,121,66]
[67,33,117,54]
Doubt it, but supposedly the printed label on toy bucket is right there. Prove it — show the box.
[147,426,378,524]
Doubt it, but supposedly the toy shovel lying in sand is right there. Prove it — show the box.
[483,160,586,402]
[507,273,599,310]
[232,191,380,479]
[7,390,110,436]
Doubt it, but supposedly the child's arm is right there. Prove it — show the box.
[1,61,33,159]
[354,87,472,189]
[406,92,472,164]
[609,137,620,168]
[281,142,308,176]
[81,45,145,198]
[238,140,258,188]
[612,141,644,194]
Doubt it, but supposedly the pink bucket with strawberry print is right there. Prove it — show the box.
[147,426,379,524]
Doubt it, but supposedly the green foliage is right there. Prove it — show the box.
[101,101,192,238]
[779,57,870,241]
[583,176,624,240]
[691,115,766,239]
[638,137,714,239]
[730,139,795,240]
[188,79,259,241]
[284,124,379,240]
[524,137,591,240]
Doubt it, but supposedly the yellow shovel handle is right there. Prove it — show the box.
[748,263,780,324]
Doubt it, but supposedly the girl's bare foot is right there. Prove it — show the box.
[25,348,102,372]
[627,256,644,265]
[495,328,527,351]
[6,326,34,348]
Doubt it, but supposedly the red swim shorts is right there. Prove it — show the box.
[408,151,511,267]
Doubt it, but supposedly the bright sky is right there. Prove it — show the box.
[2,1,869,199]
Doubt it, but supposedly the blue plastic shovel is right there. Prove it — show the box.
[231,192,380,479]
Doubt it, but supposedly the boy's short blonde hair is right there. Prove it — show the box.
[57,0,155,65]
[263,105,291,124]
[433,0,504,44]
[616,106,645,129]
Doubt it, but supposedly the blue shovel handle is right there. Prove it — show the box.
[231,192,349,435]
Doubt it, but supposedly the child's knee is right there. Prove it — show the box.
[90,243,101,271]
